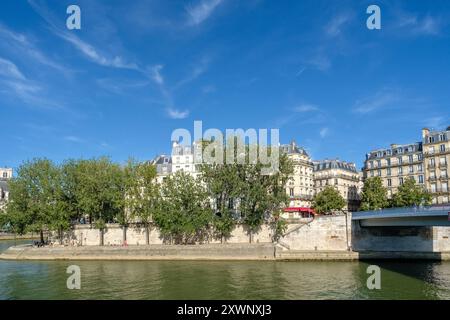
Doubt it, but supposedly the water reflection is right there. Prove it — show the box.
[1,240,450,300]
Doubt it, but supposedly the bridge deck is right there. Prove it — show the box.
[352,206,450,227]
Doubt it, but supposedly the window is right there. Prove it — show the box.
[370,171,374,177]
[377,160,381,167]
[418,164,423,172]
[398,157,403,165]
[387,179,392,187]
[377,169,381,176]
[409,165,414,173]
[409,155,413,163]
[387,150,391,156]
[429,146,435,154]
[443,182,448,192]
[440,144,446,152]
[430,171,436,178]
[419,175,424,184]
[387,167,391,176]
[429,158,435,167]
[398,167,403,175]
[386,158,391,166]
[440,157,447,165]
[370,161,374,169]
[399,177,404,185]
[2,172,6,178]
[289,188,294,197]
[442,170,448,178]
[398,148,403,154]
[431,183,437,192]
[334,179,338,185]
[418,154,423,161]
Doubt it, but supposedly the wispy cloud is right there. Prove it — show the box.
[353,89,401,114]
[185,0,224,26]
[293,104,319,113]
[167,108,189,119]
[150,65,165,85]
[148,64,190,120]
[0,23,71,74]
[28,0,138,70]
[395,12,444,36]
[0,57,26,80]
[0,56,63,110]
[175,56,210,89]
[64,136,84,143]
[319,127,329,138]
[325,13,352,37]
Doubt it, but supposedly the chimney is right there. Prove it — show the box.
[422,128,430,139]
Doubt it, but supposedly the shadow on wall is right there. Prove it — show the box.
[352,221,435,253]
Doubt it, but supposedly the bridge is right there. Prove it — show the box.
[352,205,450,227]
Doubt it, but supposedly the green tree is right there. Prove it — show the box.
[5,159,63,243]
[360,177,389,211]
[124,159,160,245]
[312,186,346,214]
[238,150,294,242]
[200,163,240,242]
[391,177,432,207]
[154,171,213,244]
[70,158,124,245]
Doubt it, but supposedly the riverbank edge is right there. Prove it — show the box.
[0,234,40,240]
[1,244,450,261]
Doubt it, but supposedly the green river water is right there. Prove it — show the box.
[1,240,450,300]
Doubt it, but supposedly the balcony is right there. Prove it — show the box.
[430,187,450,194]
[289,194,314,201]
[439,174,449,180]
[428,164,436,170]
[429,176,438,181]
[439,162,448,168]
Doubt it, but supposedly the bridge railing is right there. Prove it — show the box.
[352,205,450,220]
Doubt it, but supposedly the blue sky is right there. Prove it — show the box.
[1,0,449,170]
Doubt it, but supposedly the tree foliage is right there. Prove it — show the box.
[312,186,346,214]
[154,171,212,244]
[360,177,389,211]
[391,177,432,207]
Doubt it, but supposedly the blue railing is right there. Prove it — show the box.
[352,205,450,220]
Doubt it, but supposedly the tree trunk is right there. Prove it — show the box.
[40,230,44,244]
[100,229,104,246]
[249,230,252,243]
[122,225,127,245]
[59,227,63,245]
[145,226,150,245]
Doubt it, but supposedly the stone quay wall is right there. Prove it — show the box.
[56,223,274,246]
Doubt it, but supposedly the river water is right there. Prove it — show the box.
[1,240,450,300]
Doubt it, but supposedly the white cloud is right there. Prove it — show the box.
[353,89,400,114]
[325,13,352,37]
[319,127,329,138]
[293,104,319,113]
[167,108,189,119]
[64,136,84,143]
[0,57,25,80]
[0,24,71,74]
[57,31,138,70]
[150,64,165,85]
[396,13,443,36]
[186,0,223,26]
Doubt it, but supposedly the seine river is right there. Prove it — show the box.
[1,240,450,300]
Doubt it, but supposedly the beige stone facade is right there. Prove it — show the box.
[422,127,450,205]
[363,126,450,205]
[313,160,362,212]
[364,142,425,198]
[281,141,315,208]
[0,167,12,210]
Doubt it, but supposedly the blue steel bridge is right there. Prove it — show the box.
[352,205,450,227]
